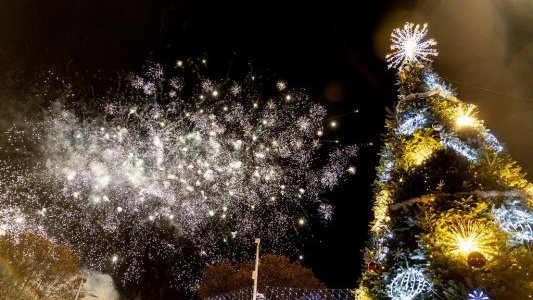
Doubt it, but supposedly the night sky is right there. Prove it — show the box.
[0,0,531,294]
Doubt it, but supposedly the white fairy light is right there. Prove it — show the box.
[397,110,429,136]
[386,22,438,69]
[483,131,503,153]
[442,133,478,162]
[493,201,533,244]
[423,72,452,95]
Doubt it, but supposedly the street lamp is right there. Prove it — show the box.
[74,276,87,300]
[252,238,260,300]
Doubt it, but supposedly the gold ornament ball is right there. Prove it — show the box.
[467,251,487,268]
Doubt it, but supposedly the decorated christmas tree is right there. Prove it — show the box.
[356,23,533,300]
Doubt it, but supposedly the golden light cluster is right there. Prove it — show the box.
[402,130,442,170]
[438,219,496,260]
[453,104,480,129]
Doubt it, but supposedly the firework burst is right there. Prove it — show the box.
[1,62,357,290]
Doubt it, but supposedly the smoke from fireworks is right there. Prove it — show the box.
[0,61,357,289]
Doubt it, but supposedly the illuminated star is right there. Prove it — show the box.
[386,22,438,69]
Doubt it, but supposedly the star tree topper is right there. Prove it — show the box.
[386,22,438,69]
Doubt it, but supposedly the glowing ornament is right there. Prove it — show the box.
[386,23,438,69]
[388,268,431,300]
[467,251,487,268]
[468,289,490,300]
